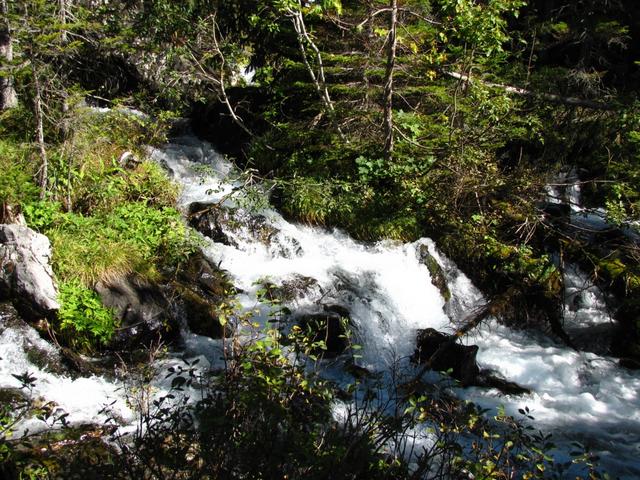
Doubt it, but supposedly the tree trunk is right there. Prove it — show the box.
[288,1,345,140]
[59,0,68,43]
[0,0,17,110]
[32,64,48,199]
[289,1,333,115]
[382,0,397,161]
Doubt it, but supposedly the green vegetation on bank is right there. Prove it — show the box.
[1,0,639,478]
[0,106,196,349]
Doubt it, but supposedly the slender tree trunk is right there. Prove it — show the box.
[59,0,68,43]
[32,64,48,199]
[0,0,17,110]
[289,1,345,139]
[382,0,397,161]
[291,9,333,114]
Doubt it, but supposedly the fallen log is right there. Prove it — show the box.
[444,71,616,111]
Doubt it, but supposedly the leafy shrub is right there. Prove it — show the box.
[22,201,63,232]
[57,280,118,348]
[0,141,38,219]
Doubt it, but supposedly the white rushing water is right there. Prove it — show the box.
[2,134,638,476]
[0,306,134,434]
[152,135,640,478]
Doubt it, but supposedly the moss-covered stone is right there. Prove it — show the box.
[417,244,451,302]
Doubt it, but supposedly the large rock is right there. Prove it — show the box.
[0,224,60,318]
[257,275,322,304]
[189,203,239,246]
[174,252,234,339]
[189,203,302,257]
[412,328,530,395]
[412,328,479,386]
[295,305,352,357]
[417,244,451,302]
[95,275,179,349]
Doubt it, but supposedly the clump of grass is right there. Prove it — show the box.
[44,202,196,286]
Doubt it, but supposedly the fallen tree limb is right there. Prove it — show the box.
[444,71,617,111]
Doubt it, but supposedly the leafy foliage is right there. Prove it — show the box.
[57,280,118,348]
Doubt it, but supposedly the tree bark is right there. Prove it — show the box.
[59,0,68,43]
[289,2,333,115]
[0,0,17,110]
[382,0,397,161]
[288,1,345,140]
[32,64,48,199]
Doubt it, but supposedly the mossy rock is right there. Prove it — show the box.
[257,276,321,304]
[11,425,118,479]
[177,286,227,339]
[417,244,451,302]
[177,251,235,301]
[0,387,28,407]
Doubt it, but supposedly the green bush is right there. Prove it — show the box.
[57,280,118,349]
[0,140,38,218]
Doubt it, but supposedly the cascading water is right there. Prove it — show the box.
[0,304,134,434]
[2,133,639,476]
[151,135,640,478]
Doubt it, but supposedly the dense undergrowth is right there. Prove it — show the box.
[1,0,638,477]
[0,105,603,479]
[0,106,197,349]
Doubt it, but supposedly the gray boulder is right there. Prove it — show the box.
[95,275,179,349]
[0,224,59,318]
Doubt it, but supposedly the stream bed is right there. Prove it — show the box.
[1,133,639,477]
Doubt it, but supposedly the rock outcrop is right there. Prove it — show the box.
[412,328,479,386]
[0,224,59,318]
[295,305,352,357]
[95,275,179,349]
[416,244,451,302]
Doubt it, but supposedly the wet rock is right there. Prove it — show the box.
[0,303,68,375]
[177,286,226,339]
[417,244,450,302]
[259,275,322,304]
[178,251,234,301]
[189,203,239,246]
[188,203,288,253]
[612,296,640,364]
[412,328,479,386]
[95,275,179,349]
[0,301,23,331]
[0,386,29,407]
[247,214,279,245]
[0,224,60,319]
[268,233,303,258]
[344,361,374,379]
[14,424,118,478]
[541,202,571,220]
[296,305,352,357]
[619,357,640,370]
[412,328,530,395]
[476,370,531,396]
[174,252,233,339]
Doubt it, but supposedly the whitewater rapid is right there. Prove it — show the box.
[1,133,638,477]
[152,135,640,478]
